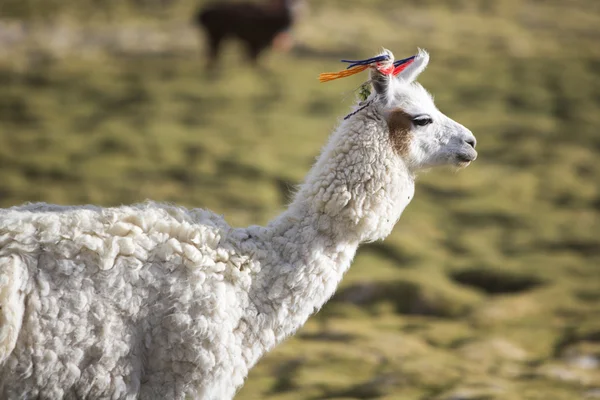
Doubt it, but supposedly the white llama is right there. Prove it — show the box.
[0,49,476,399]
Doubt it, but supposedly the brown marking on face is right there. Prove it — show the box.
[387,108,412,155]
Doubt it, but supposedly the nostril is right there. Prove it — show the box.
[465,138,476,149]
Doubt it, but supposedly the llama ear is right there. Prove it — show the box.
[369,48,394,99]
[369,67,392,99]
[395,49,429,83]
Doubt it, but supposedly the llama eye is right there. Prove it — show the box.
[412,116,433,126]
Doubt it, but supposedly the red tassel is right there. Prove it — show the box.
[391,59,415,76]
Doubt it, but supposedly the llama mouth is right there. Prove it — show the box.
[456,150,477,163]
[454,150,477,167]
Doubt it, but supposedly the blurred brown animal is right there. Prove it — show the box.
[195,0,301,68]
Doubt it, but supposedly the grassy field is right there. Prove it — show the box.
[1,0,600,398]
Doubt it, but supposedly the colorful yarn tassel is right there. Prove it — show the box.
[319,52,417,83]
[318,65,369,82]
[319,53,393,82]
[340,54,391,69]
[392,55,416,75]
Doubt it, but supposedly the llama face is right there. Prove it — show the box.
[385,82,477,170]
[371,50,478,170]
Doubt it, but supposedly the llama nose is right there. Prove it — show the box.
[464,137,476,149]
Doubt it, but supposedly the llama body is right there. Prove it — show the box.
[1,204,250,399]
[196,0,301,67]
[0,49,476,399]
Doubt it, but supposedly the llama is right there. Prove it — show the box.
[195,0,302,68]
[0,49,476,399]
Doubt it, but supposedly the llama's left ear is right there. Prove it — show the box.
[395,49,429,83]
[370,66,392,99]
[369,48,394,100]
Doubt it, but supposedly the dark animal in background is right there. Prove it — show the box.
[195,0,301,68]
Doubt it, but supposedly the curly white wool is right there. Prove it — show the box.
[1,204,249,398]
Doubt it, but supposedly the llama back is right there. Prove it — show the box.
[0,202,255,398]
[0,253,26,368]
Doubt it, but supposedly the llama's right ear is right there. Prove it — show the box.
[395,49,429,84]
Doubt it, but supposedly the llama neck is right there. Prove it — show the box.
[239,112,415,367]
[238,205,360,368]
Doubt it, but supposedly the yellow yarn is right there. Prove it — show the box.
[318,65,369,83]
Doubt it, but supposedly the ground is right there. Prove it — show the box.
[0,0,599,399]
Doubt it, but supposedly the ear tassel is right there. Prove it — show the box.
[319,53,417,83]
[392,55,416,75]
[318,65,369,83]
[340,54,391,69]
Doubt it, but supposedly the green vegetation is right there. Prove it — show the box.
[1,0,599,398]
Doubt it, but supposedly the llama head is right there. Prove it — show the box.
[298,49,478,242]
[368,49,477,171]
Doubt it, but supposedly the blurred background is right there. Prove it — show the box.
[1,0,599,398]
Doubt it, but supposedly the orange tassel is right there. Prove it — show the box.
[318,65,369,83]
